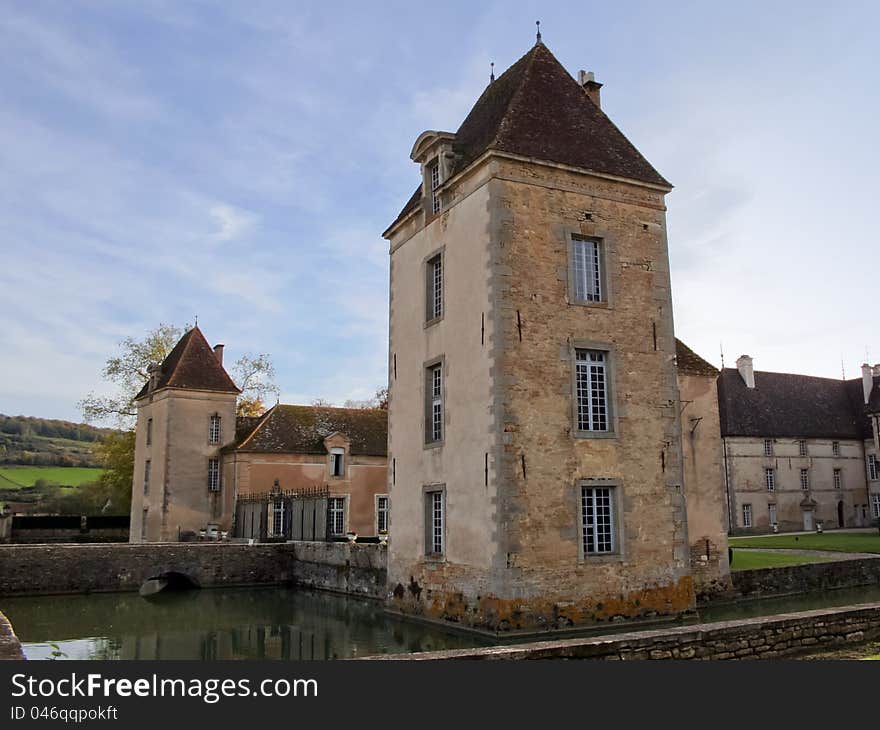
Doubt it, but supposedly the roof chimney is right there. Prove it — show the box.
[578,70,602,108]
[736,355,755,389]
[862,364,874,404]
[214,344,225,365]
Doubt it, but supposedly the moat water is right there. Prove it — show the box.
[3,583,880,660]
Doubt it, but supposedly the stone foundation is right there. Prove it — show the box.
[388,573,695,633]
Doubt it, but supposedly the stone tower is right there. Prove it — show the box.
[383,41,693,631]
[129,326,240,542]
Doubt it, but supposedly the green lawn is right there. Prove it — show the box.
[729,532,880,554]
[730,549,836,571]
[0,466,103,488]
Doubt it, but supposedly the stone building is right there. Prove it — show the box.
[227,404,388,540]
[675,340,730,594]
[130,326,240,542]
[130,327,388,543]
[719,356,880,533]
[383,40,717,631]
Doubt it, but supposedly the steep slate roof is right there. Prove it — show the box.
[234,405,387,457]
[451,42,669,186]
[717,369,876,440]
[675,339,719,377]
[388,42,669,230]
[135,327,240,399]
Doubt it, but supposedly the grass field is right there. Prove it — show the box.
[0,466,103,488]
[729,549,836,571]
[729,531,880,554]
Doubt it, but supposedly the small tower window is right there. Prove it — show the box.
[429,159,441,214]
[209,415,221,445]
[208,458,220,492]
[146,418,153,446]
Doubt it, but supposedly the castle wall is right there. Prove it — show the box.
[725,436,871,533]
[130,388,237,542]
[678,371,731,595]
[387,156,696,631]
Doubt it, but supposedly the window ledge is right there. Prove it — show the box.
[424,315,444,329]
[578,553,625,565]
[572,430,617,440]
[568,299,612,310]
[423,440,444,450]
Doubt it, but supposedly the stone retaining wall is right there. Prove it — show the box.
[366,602,880,660]
[726,556,880,602]
[0,611,24,660]
[0,541,387,598]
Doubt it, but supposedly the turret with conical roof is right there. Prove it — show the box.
[130,326,239,542]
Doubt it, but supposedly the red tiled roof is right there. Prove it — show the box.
[135,327,240,399]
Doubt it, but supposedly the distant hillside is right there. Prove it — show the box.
[0,414,117,468]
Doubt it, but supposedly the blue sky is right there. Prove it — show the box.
[0,1,876,422]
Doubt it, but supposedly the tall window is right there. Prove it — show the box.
[571,236,603,303]
[768,504,777,526]
[141,508,148,541]
[869,454,879,481]
[581,485,615,554]
[208,458,220,492]
[765,468,775,492]
[832,441,840,457]
[575,349,609,432]
[146,418,153,447]
[833,469,842,489]
[426,253,443,321]
[429,160,441,214]
[798,439,808,456]
[426,363,443,443]
[209,415,221,445]
[800,468,810,490]
[377,495,389,534]
[328,497,345,536]
[143,460,151,496]
[271,500,285,538]
[872,494,880,519]
[763,439,773,457]
[330,448,345,477]
[425,490,444,555]
[742,504,753,528]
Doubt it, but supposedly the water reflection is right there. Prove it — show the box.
[0,587,489,660]
[5,582,880,660]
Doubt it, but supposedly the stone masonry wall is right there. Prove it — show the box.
[368,602,880,660]
[0,542,387,598]
[724,556,880,602]
[387,159,696,632]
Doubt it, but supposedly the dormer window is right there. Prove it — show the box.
[330,448,345,477]
[429,159,441,214]
[409,131,456,223]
